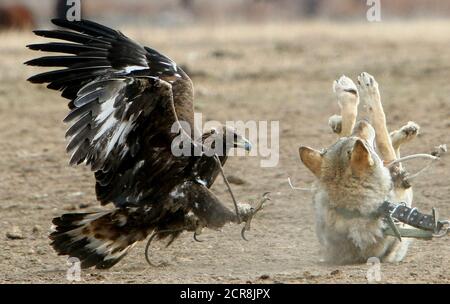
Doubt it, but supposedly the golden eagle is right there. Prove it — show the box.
[26,19,267,269]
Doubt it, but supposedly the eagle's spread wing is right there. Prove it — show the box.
[27,19,180,102]
[26,19,193,207]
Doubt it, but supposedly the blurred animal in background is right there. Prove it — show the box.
[0,4,34,30]
[25,19,266,269]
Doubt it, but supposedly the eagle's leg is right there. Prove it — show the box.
[186,192,270,243]
[239,192,271,241]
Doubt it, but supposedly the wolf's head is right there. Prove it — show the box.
[299,120,392,210]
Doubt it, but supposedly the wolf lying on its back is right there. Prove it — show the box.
[299,72,420,264]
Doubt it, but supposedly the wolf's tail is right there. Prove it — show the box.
[50,209,152,269]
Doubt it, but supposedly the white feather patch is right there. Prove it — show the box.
[124,65,147,73]
[105,120,134,156]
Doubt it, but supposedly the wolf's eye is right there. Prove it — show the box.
[347,150,352,159]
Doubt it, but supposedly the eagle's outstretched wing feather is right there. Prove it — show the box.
[27,19,180,103]
[26,19,192,207]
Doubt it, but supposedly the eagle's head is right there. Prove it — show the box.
[201,125,252,156]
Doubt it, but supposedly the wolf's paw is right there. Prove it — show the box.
[391,121,420,148]
[357,72,380,108]
[328,114,342,134]
[333,75,358,107]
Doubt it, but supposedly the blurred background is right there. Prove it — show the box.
[1,0,450,29]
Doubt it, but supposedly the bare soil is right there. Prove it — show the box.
[0,21,449,283]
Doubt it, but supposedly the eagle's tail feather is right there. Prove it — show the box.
[50,209,152,269]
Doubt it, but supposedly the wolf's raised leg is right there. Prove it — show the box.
[331,75,359,137]
[390,121,420,158]
[357,72,414,204]
[357,73,413,263]
[357,72,397,164]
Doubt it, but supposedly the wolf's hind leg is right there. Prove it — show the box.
[332,76,359,137]
[390,121,420,158]
[358,73,414,212]
[357,72,397,164]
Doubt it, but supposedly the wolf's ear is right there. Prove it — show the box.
[351,139,374,174]
[352,120,375,146]
[299,146,322,177]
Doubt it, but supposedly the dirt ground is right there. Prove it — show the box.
[0,21,449,284]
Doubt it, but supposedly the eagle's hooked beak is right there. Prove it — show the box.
[234,136,252,152]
